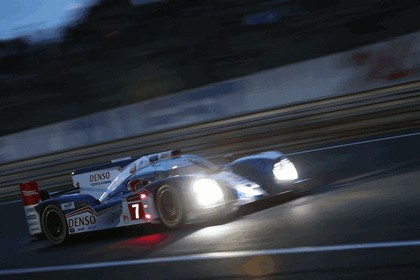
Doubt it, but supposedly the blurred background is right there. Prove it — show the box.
[1,0,420,137]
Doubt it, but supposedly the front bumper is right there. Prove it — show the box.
[237,178,311,205]
[184,178,311,224]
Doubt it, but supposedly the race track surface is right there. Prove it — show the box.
[1,132,420,279]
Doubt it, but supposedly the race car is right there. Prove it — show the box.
[20,150,307,245]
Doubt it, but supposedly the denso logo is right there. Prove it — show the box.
[68,215,96,228]
[21,190,38,197]
[89,172,110,182]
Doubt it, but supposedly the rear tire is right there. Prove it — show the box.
[156,185,185,229]
[42,205,69,245]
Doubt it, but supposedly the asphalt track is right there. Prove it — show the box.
[1,131,420,279]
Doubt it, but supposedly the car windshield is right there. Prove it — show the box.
[98,168,132,202]
[161,155,217,175]
[98,156,151,202]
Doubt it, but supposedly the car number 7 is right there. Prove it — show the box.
[129,203,142,220]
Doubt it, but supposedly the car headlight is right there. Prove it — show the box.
[273,158,298,181]
[192,178,224,207]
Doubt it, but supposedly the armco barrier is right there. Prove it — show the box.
[1,81,419,200]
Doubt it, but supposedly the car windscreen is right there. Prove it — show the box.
[99,161,154,202]
[165,156,216,176]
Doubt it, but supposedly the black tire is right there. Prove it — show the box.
[41,204,69,245]
[156,185,185,229]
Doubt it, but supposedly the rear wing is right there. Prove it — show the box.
[71,157,134,199]
[20,181,42,238]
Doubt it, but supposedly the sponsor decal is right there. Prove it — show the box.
[90,172,111,182]
[68,215,97,228]
[23,205,41,235]
[20,183,40,206]
[90,180,112,187]
[70,228,75,233]
[61,202,75,211]
[21,190,38,196]
[340,39,419,90]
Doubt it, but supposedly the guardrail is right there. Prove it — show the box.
[1,81,420,200]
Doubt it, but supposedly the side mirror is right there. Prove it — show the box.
[127,179,149,192]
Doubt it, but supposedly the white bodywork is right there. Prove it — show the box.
[72,167,124,200]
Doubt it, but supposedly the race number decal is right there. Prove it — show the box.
[128,202,143,220]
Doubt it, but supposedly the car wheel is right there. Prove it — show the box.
[42,204,69,245]
[156,185,184,229]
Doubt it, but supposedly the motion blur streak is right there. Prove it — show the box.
[2,240,420,276]
[0,200,20,206]
[287,131,420,156]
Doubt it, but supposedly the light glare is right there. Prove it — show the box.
[273,158,298,181]
[192,178,224,207]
